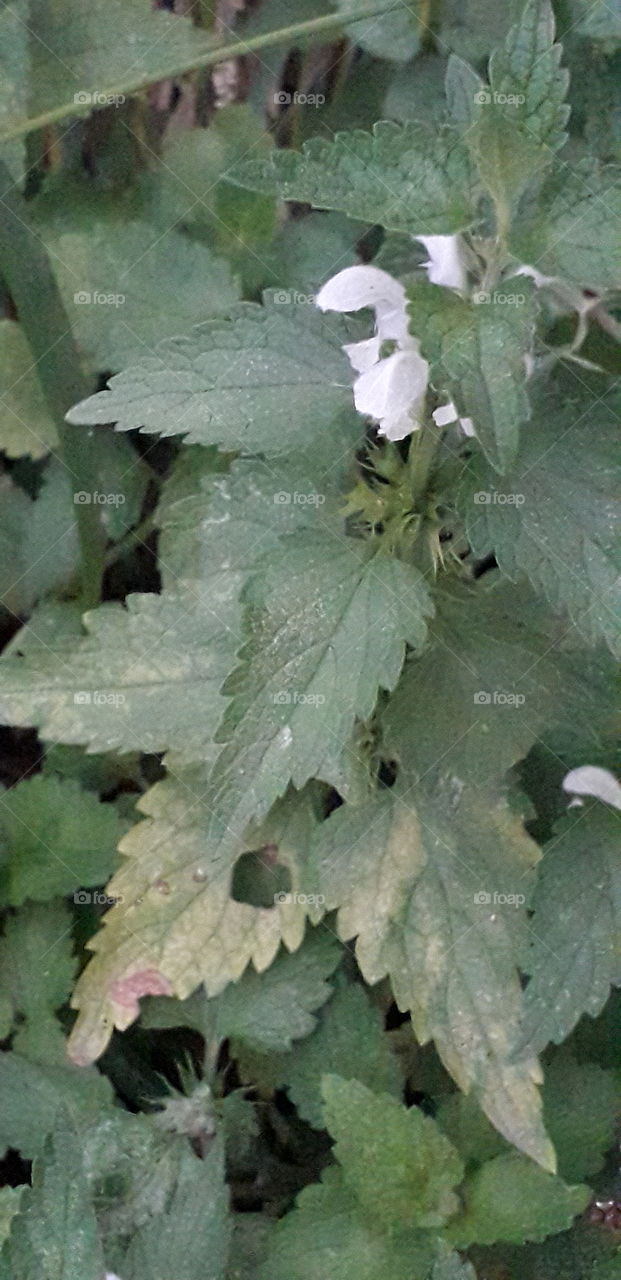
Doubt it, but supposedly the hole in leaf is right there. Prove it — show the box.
[231,847,291,908]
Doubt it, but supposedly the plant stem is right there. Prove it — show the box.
[0,3,404,143]
[0,158,106,609]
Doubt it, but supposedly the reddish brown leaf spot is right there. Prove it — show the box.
[109,968,173,1017]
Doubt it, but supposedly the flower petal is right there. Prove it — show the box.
[316,264,406,316]
[562,765,621,810]
[432,401,459,427]
[417,234,467,292]
[343,336,381,374]
[353,348,428,423]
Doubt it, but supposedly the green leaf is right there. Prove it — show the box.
[158,105,277,252]
[66,297,362,455]
[231,121,476,234]
[143,928,342,1053]
[205,534,433,842]
[408,279,535,473]
[0,463,79,616]
[0,589,235,761]
[66,780,322,1065]
[382,578,594,792]
[441,0,520,62]
[458,388,621,656]
[436,1091,508,1167]
[574,0,621,40]
[0,901,76,1060]
[0,320,59,458]
[511,163,621,291]
[0,775,122,906]
[487,0,569,154]
[308,782,555,1168]
[261,1165,440,1280]
[123,1138,231,1280]
[445,56,486,131]
[0,1052,113,1160]
[542,1054,620,1183]
[0,1110,105,1280]
[37,212,239,372]
[0,0,221,143]
[237,972,402,1128]
[322,1074,464,1230]
[446,1152,589,1246]
[516,801,621,1057]
[334,0,421,61]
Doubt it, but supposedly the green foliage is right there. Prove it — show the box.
[0,0,619,1273]
[0,1111,106,1280]
[230,122,476,234]
[517,802,621,1056]
[0,775,122,905]
[446,1153,589,1246]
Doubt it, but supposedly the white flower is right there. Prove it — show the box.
[417,234,467,293]
[316,241,473,442]
[316,265,429,441]
[562,766,621,810]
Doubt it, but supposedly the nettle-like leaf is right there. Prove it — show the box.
[542,1054,621,1183]
[382,578,600,792]
[38,212,239,371]
[516,800,621,1057]
[0,1049,113,1162]
[262,1164,441,1280]
[230,121,477,234]
[66,779,322,1065]
[0,900,77,1061]
[235,971,402,1128]
[512,162,621,291]
[0,320,59,458]
[321,1075,464,1230]
[458,388,621,656]
[0,0,220,143]
[0,589,236,762]
[0,1110,105,1280]
[66,298,363,455]
[0,463,79,617]
[204,532,433,843]
[0,774,122,905]
[123,1138,231,1280]
[408,279,535,473]
[487,0,570,154]
[307,782,555,1168]
[446,1152,589,1246]
[142,928,342,1054]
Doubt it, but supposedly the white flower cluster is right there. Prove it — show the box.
[316,235,473,442]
